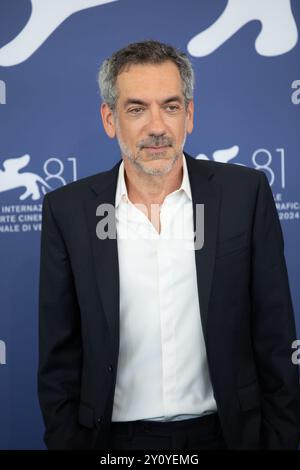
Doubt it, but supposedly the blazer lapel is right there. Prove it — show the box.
[84,159,122,357]
[184,152,221,344]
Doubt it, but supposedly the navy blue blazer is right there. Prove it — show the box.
[38,152,300,449]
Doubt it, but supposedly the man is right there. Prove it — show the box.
[38,40,300,450]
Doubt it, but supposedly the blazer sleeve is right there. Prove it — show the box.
[251,170,300,449]
[37,193,83,449]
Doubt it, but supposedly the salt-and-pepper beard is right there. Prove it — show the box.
[114,116,187,176]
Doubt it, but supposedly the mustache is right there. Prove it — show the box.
[137,137,173,148]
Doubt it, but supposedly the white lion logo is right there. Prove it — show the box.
[0,154,52,200]
[0,0,118,66]
[196,144,245,166]
[188,0,298,57]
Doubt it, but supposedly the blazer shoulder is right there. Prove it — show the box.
[199,159,260,179]
[196,158,263,190]
[185,152,259,180]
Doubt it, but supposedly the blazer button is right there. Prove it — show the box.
[97,416,102,424]
[108,365,113,372]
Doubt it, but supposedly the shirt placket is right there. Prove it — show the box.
[157,202,178,418]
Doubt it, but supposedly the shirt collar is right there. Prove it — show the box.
[115,153,192,208]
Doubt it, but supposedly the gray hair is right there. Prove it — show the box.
[97,40,195,112]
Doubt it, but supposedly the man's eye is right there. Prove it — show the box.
[128,107,144,114]
[165,105,180,112]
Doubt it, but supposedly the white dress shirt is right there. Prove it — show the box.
[111,153,217,422]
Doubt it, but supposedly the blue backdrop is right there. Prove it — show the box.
[0,0,299,449]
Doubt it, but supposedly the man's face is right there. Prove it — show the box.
[101,60,194,176]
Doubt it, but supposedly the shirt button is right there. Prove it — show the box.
[97,416,102,424]
[108,365,113,372]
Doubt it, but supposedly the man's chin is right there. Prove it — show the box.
[135,158,175,176]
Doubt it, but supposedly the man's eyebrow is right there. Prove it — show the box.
[123,95,183,108]
[162,95,183,104]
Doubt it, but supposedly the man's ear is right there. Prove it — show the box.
[100,102,116,138]
[186,99,194,135]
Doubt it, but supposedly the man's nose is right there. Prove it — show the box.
[146,107,167,135]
